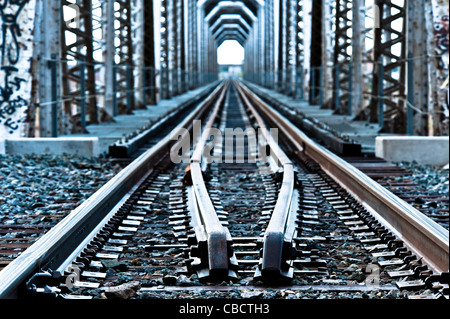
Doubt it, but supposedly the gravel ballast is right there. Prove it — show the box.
[0,154,123,262]
[0,156,447,300]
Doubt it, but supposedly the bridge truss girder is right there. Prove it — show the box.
[1,0,447,138]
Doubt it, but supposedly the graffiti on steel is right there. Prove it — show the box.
[0,0,32,136]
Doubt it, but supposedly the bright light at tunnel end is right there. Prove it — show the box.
[217,40,244,65]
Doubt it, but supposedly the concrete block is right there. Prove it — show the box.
[98,137,121,155]
[4,138,100,157]
[375,136,449,166]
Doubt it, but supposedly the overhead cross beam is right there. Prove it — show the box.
[217,31,246,47]
[214,24,249,40]
[204,1,257,28]
[210,14,252,35]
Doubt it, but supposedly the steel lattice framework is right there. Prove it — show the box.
[61,0,98,131]
[1,0,447,138]
[114,0,135,113]
[295,0,305,99]
[143,0,156,105]
[332,0,352,114]
[369,0,407,133]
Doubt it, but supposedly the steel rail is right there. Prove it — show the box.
[189,81,232,278]
[0,82,226,299]
[234,81,296,279]
[238,81,449,274]
[109,82,220,157]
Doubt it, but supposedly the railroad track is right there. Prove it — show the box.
[0,80,448,299]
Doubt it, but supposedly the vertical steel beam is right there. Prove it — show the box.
[196,3,203,86]
[143,0,156,104]
[296,0,305,104]
[278,0,286,93]
[105,0,135,111]
[50,53,58,137]
[287,0,296,96]
[192,0,199,88]
[183,0,189,90]
[36,0,62,137]
[160,0,169,99]
[178,0,186,93]
[353,2,377,119]
[104,0,116,116]
[322,0,335,107]
[351,0,364,117]
[264,0,273,87]
[259,3,265,85]
[188,0,198,89]
[425,0,449,136]
[131,0,144,109]
[332,0,352,113]
[80,57,86,127]
[273,0,280,91]
[185,0,191,89]
[295,0,305,101]
[61,0,98,131]
[302,0,312,102]
[406,0,432,135]
[369,0,407,133]
[252,16,257,83]
[310,0,323,105]
[152,0,162,102]
[167,0,176,96]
